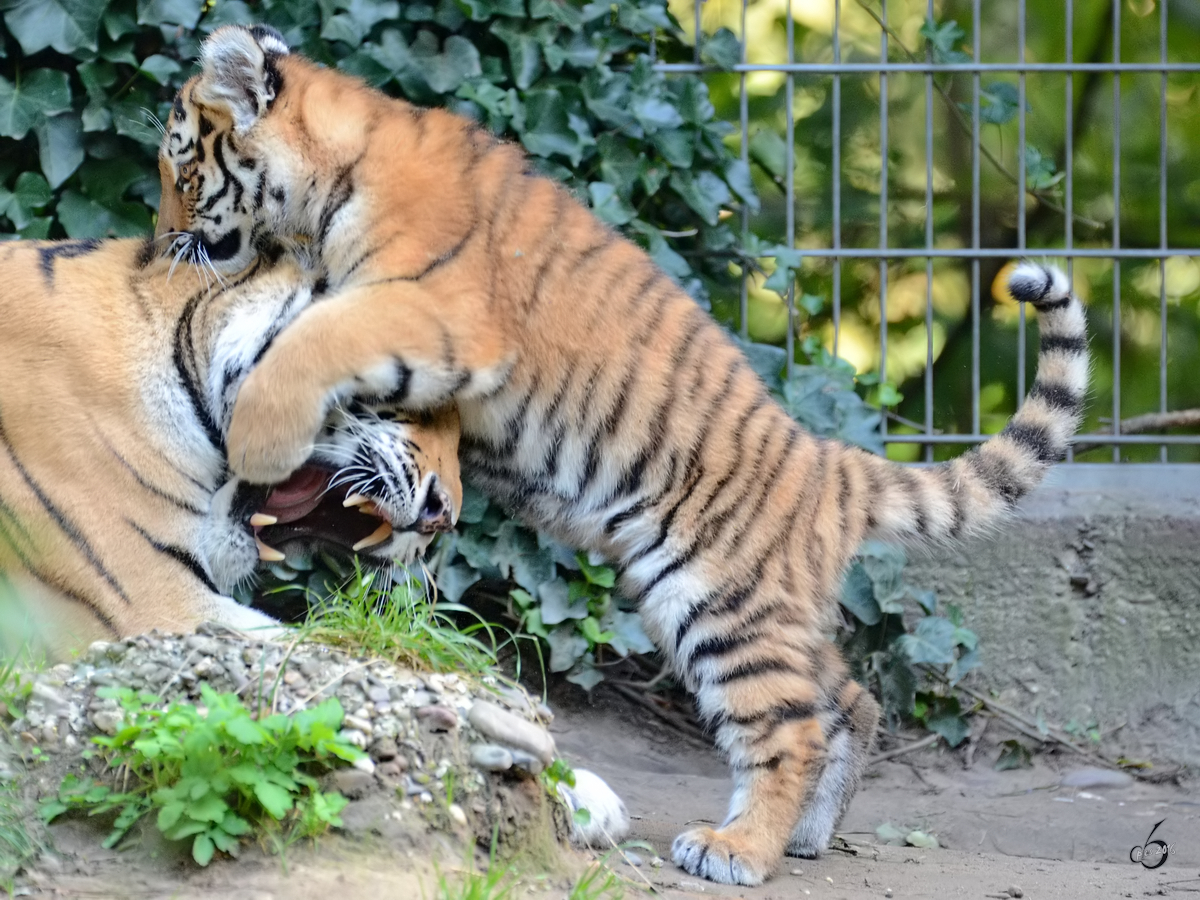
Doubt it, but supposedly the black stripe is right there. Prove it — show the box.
[38,239,100,286]
[316,164,355,244]
[1040,334,1087,354]
[964,450,1024,505]
[1003,422,1061,464]
[130,524,217,593]
[99,433,205,515]
[727,698,818,728]
[0,408,132,606]
[713,657,794,685]
[1028,380,1082,413]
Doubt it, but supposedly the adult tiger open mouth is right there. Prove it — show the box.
[249,463,454,564]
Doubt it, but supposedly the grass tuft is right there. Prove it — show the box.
[298,563,503,677]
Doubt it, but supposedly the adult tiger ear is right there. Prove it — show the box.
[195,25,289,134]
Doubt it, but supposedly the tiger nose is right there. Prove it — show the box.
[416,478,455,534]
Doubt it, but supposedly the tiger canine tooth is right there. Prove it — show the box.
[352,521,393,551]
[343,493,370,507]
[249,513,278,527]
[357,502,381,516]
[255,536,286,562]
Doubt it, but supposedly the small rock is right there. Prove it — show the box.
[1060,767,1133,789]
[340,729,369,748]
[342,669,366,685]
[448,804,467,827]
[466,701,555,764]
[790,869,804,876]
[367,686,390,704]
[884,890,892,899]
[343,714,374,734]
[415,705,458,732]
[370,737,399,761]
[282,670,302,686]
[410,690,435,707]
[470,744,514,772]
[332,769,375,799]
[376,760,406,779]
[1007,888,1023,899]
[299,659,322,679]
[508,749,544,776]
[351,755,376,774]
[30,682,68,711]
[89,710,123,735]
[623,852,643,867]
[651,857,664,868]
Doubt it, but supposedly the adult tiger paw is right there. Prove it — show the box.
[226,367,325,485]
[671,826,777,886]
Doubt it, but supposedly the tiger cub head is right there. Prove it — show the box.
[156,25,293,274]
[205,404,462,594]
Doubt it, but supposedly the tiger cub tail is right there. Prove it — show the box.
[858,261,1088,546]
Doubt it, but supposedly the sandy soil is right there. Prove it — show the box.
[550,687,1200,900]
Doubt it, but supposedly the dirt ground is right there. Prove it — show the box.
[550,688,1200,900]
[22,683,1200,899]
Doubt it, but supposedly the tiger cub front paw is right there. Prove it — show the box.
[226,369,325,485]
[671,826,777,886]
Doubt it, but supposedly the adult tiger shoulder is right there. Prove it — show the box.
[0,237,462,658]
[158,25,1088,886]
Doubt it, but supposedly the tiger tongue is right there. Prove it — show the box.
[260,466,330,525]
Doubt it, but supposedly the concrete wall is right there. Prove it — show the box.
[904,464,1200,767]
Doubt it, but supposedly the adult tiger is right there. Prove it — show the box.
[0,236,461,659]
[158,26,1089,885]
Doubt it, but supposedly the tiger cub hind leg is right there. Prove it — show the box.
[786,672,881,858]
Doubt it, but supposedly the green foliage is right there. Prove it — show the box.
[838,541,979,738]
[298,562,503,677]
[0,781,39,891]
[40,685,363,864]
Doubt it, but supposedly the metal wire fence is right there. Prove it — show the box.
[658,0,1200,463]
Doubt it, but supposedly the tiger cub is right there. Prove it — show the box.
[0,237,461,658]
[157,26,1088,885]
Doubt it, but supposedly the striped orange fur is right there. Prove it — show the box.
[0,236,461,658]
[158,26,1090,885]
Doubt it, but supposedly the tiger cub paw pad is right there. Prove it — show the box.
[671,827,771,886]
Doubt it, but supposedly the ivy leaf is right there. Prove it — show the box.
[700,27,741,69]
[749,128,787,180]
[139,54,182,86]
[36,112,84,189]
[919,18,969,64]
[895,616,958,666]
[55,190,152,239]
[491,21,543,89]
[1024,144,1062,190]
[599,609,655,656]
[976,81,1023,126]
[547,625,588,672]
[995,738,1033,771]
[587,181,635,226]
[137,0,203,28]
[1,0,107,55]
[0,69,72,140]
[669,170,731,226]
[723,159,759,213]
[839,563,882,626]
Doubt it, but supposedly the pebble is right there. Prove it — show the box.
[470,744,514,772]
[1007,887,1023,899]
[884,890,892,899]
[467,701,555,764]
[370,737,399,761]
[448,803,467,826]
[415,705,458,731]
[790,869,804,876]
[332,769,376,799]
[343,714,374,734]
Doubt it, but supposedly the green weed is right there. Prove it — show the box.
[40,684,363,865]
[299,563,503,677]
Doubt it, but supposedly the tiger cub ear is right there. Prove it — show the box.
[196,25,289,133]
